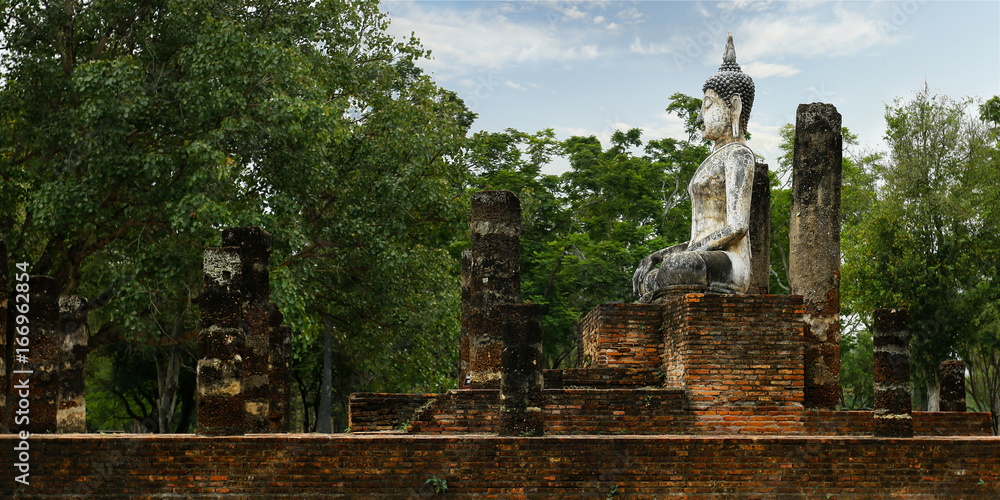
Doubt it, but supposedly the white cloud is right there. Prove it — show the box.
[616,6,645,24]
[745,123,783,169]
[563,5,587,20]
[630,36,671,56]
[742,62,800,78]
[504,80,528,91]
[383,3,602,80]
[719,0,776,13]
[632,4,902,67]
[735,5,900,60]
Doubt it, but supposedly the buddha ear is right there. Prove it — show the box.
[729,94,742,138]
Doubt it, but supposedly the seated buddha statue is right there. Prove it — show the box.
[633,32,756,301]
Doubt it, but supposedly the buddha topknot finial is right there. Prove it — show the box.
[723,31,736,64]
[703,31,754,136]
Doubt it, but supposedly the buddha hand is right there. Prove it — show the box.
[632,241,689,296]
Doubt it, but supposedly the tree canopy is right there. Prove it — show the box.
[841,88,1000,410]
[2,0,471,432]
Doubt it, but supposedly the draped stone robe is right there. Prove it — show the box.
[640,142,754,298]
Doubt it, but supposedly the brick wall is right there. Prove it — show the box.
[578,303,663,368]
[543,389,692,435]
[542,367,662,388]
[405,390,499,434]
[3,434,999,498]
[803,410,994,437]
[348,393,437,432]
[662,293,805,407]
[351,390,993,437]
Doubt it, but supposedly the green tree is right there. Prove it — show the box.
[1,0,470,432]
[841,88,1000,410]
[465,94,710,367]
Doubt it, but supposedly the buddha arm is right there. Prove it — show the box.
[687,146,754,252]
[632,241,689,295]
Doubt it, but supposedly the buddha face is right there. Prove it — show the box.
[700,89,738,143]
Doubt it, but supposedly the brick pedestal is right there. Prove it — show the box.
[661,292,805,407]
[578,303,662,369]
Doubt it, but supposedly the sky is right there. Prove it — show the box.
[379,0,1000,174]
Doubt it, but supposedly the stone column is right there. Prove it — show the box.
[0,240,8,433]
[467,191,522,389]
[57,296,88,433]
[873,308,912,438]
[19,277,60,434]
[458,249,472,389]
[268,325,292,432]
[749,162,771,294]
[939,360,967,412]
[197,246,245,436]
[789,103,843,409]
[222,227,277,433]
[498,304,544,436]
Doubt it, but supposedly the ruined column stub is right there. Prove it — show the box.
[873,308,912,438]
[221,226,272,303]
[57,296,89,433]
[459,249,472,389]
[467,191,522,389]
[197,246,246,435]
[468,190,522,309]
[268,325,293,432]
[749,162,771,294]
[789,102,842,409]
[22,276,60,434]
[0,240,8,433]
[223,227,277,433]
[939,360,967,412]
[498,303,544,436]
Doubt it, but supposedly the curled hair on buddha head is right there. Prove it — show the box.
[702,31,755,137]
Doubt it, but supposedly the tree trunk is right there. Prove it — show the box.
[155,345,180,433]
[924,367,941,412]
[316,318,333,433]
[174,371,196,433]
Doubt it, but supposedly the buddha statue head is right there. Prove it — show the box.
[700,31,755,144]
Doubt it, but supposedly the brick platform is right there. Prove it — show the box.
[578,303,663,368]
[3,434,998,498]
[661,293,805,407]
[354,293,993,440]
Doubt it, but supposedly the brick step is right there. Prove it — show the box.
[543,367,664,388]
